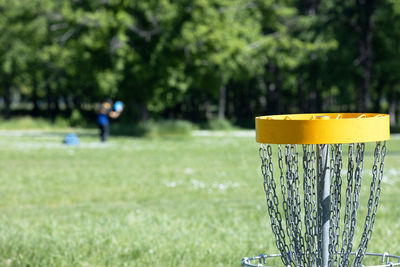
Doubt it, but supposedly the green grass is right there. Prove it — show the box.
[0,116,196,138]
[0,130,398,266]
[0,117,72,130]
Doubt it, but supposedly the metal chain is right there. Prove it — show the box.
[329,145,336,266]
[340,143,354,266]
[279,145,295,266]
[284,145,305,265]
[341,143,365,266]
[285,145,306,265]
[328,144,343,267]
[260,144,291,266]
[347,143,365,263]
[284,145,295,261]
[333,144,343,266]
[303,144,317,267]
[294,145,306,266]
[310,146,318,266]
[353,141,387,266]
[316,144,325,267]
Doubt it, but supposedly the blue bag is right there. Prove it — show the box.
[63,133,80,146]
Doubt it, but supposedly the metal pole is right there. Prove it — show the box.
[317,144,330,267]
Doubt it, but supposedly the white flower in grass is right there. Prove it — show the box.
[184,168,194,174]
[165,182,177,187]
[382,168,400,185]
[191,179,205,189]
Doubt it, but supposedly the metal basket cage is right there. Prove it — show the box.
[242,114,399,267]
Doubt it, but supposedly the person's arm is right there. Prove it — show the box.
[109,111,121,119]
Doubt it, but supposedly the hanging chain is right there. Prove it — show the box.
[328,145,336,266]
[328,144,343,267]
[285,145,306,265]
[347,143,365,264]
[339,144,354,266]
[353,141,387,266]
[303,144,317,267]
[316,145,325,267]
[333,144,343,266]
[260,144,291,266]
[293,145,306,266]
[339,143,365,266]
[279,145,295,265]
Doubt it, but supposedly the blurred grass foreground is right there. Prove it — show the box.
[0,130,398,266]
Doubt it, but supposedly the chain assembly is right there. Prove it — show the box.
[259,142,387,267]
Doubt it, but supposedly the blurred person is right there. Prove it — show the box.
[96,99,123,142]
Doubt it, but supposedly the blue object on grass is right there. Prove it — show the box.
[114,101,124,112]
[63,133,80,146]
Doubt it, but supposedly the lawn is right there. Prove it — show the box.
[0,130,398,266]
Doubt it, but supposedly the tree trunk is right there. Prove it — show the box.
[32,80,39,117]
[63,95,68,110]
[373,80,383,112]
[189,96,198,122]
[257,76,268,114]
[3,80,11,120]
[54,91,60,119]
[227,83,235,118]
[46,85,54,121]
[356,0,374,112]
[63,95,72,116]
[275,68,282,114]
[73,96,82,110]
[140,103,149,121]
[267,63,281,114]
[204,100,212,120]
[297,74,305,113]
[298,0,320,112]
[388,88,397,126]
[218,84,226,119]
[316,87,322,112]
[309,53,321,113]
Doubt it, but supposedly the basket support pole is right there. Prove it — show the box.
[317,144,330,267]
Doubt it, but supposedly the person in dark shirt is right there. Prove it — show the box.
[96,99,122,142]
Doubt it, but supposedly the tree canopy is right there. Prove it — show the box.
[0,0,399,125]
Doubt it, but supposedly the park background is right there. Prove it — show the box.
[0,0,400,266]
[1,0,400,128]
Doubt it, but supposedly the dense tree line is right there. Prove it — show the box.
[0,0,399,126]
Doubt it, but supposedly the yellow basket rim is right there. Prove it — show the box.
[255,113,390,144]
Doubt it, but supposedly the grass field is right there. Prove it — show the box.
[0,130,398,266]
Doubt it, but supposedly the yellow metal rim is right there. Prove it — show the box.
[255,113,390,144]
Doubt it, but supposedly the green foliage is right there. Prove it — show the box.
[0,116,70,130]
[202,118,234,130]
[68,109,85,127]
[0,117,51,130]
[142,120,194,138]
[110,119,194,137]
[110,121,151,137]
[153,119,194,137]
[53,116,70,128]
[0,0,399,123]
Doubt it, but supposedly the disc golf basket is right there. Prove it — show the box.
[242,113,399,267]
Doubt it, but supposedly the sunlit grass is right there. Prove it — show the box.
[0,131,398,266]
